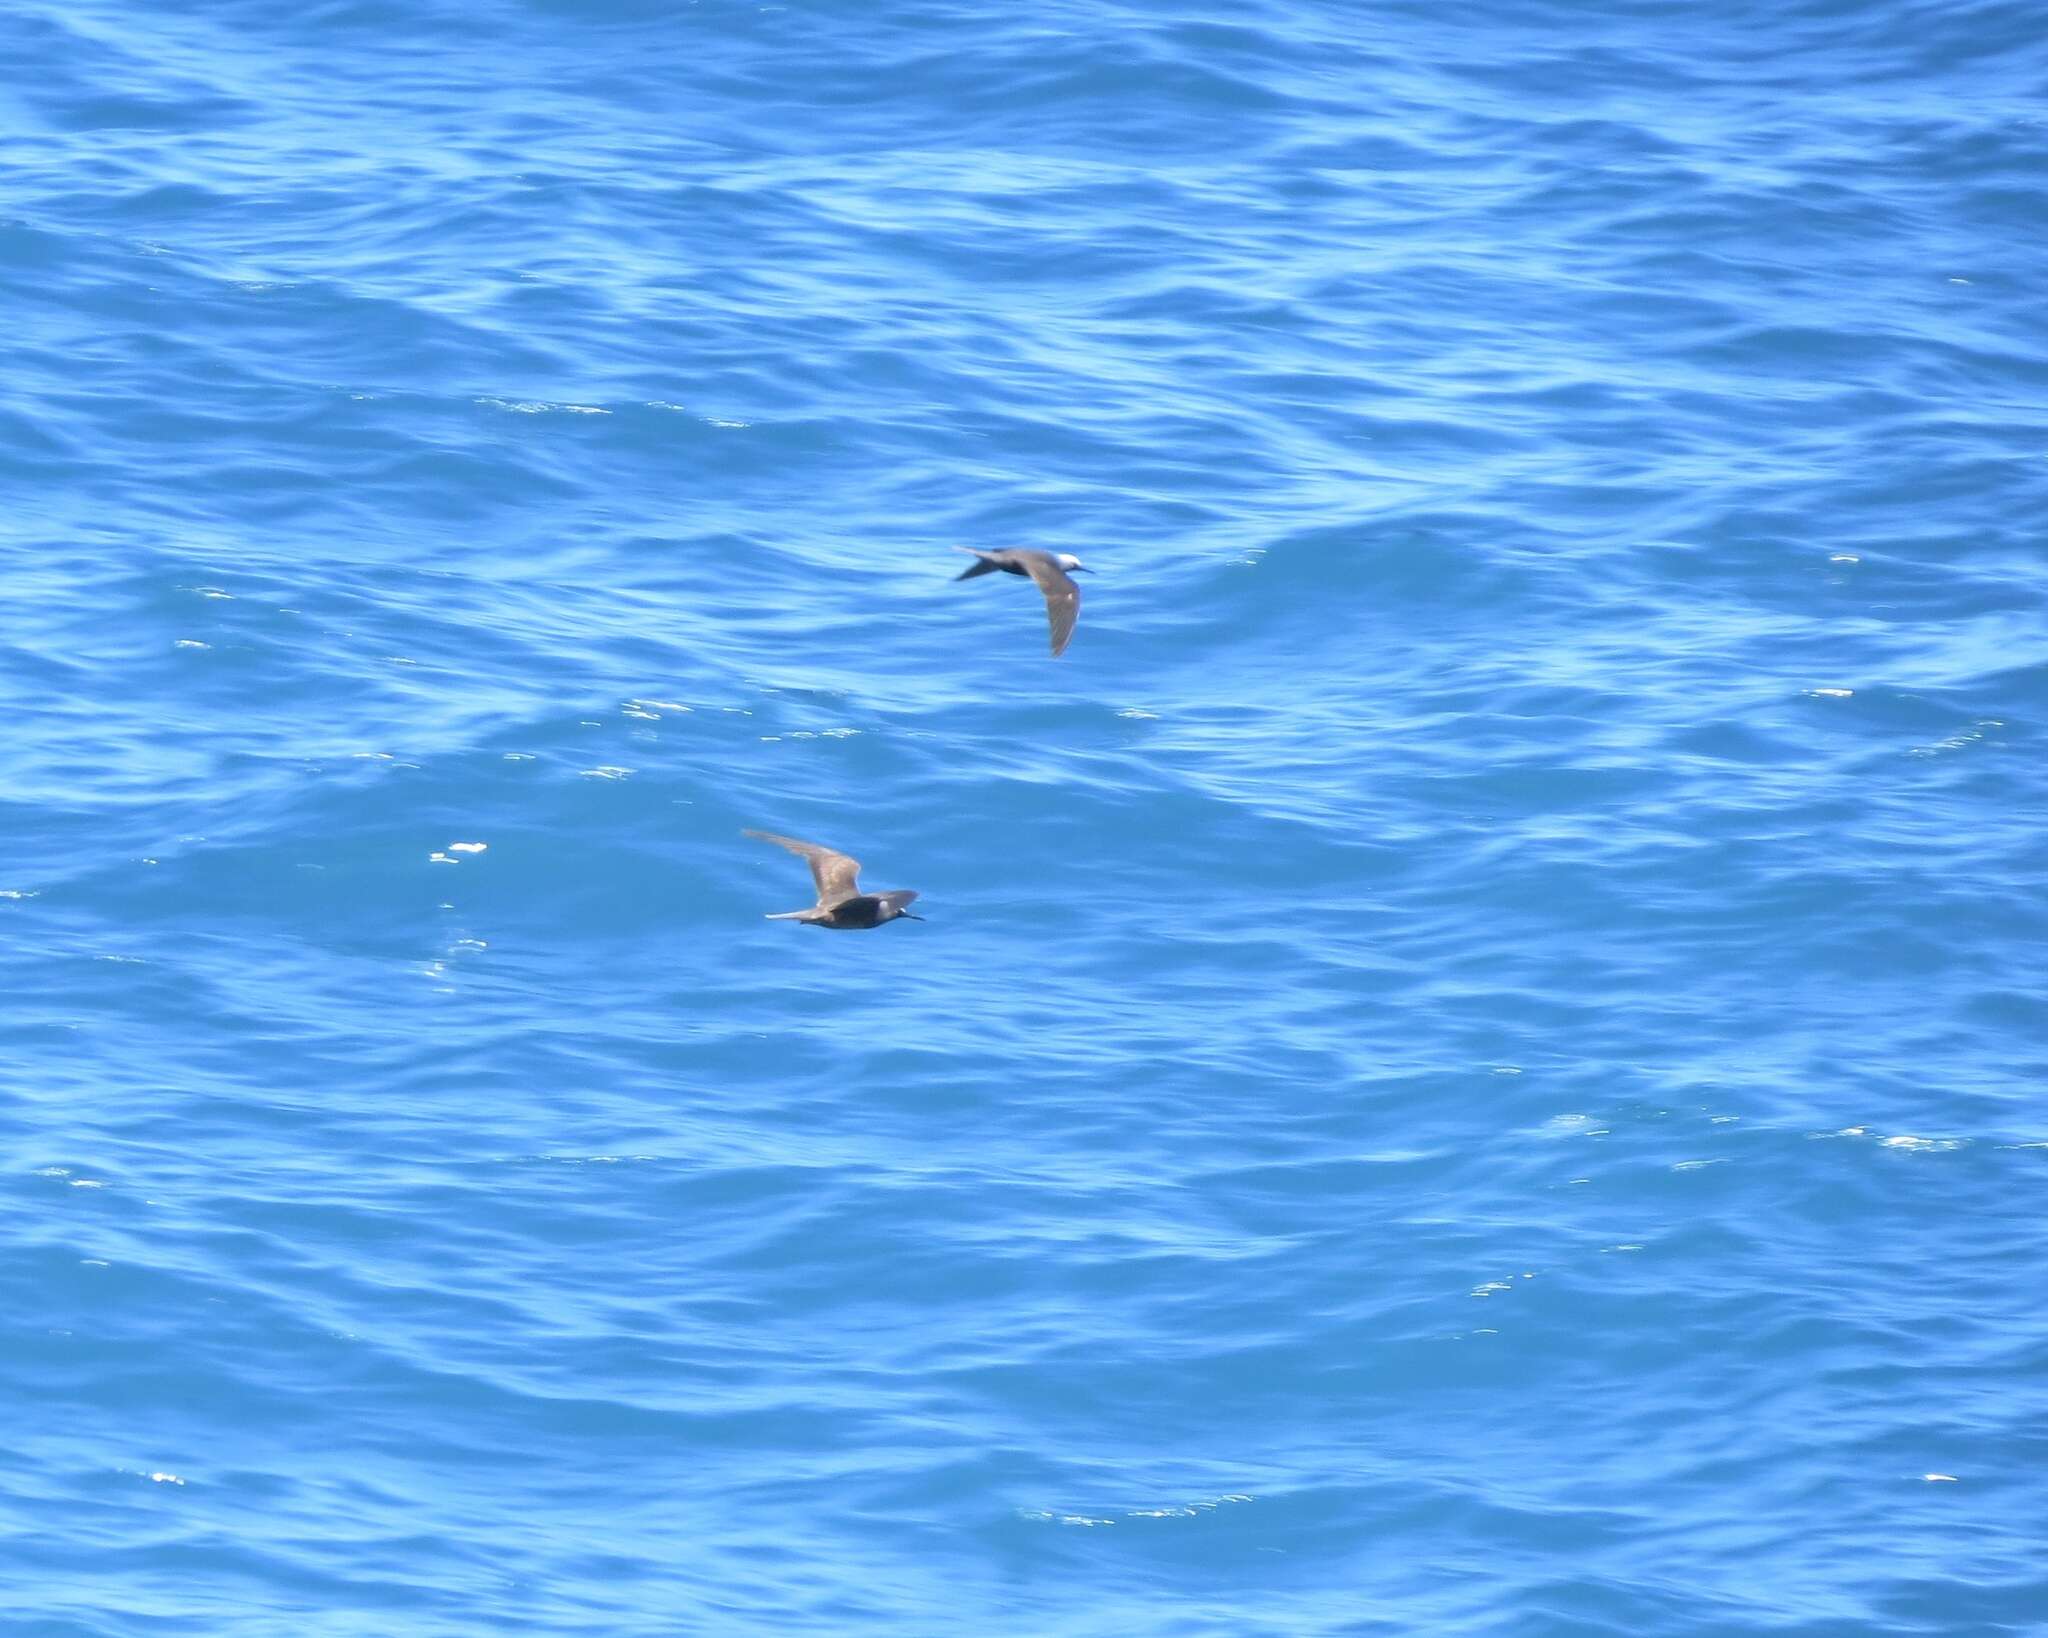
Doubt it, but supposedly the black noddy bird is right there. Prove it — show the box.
[952,548,1093,657]
[744,829,923,930]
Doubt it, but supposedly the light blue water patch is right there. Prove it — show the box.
[4,0,2046,1631]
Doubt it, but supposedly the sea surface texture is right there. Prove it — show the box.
[4,1,2046,1632]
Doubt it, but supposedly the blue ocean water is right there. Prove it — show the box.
[5,0,2047,1630]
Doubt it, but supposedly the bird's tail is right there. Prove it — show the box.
[953,549,999,581]
[764,910,812,921]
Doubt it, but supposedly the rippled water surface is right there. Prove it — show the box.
[5,1,2047,1631]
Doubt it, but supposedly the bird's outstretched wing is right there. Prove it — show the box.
[1023,556,1081,657]
[743,829,862,905]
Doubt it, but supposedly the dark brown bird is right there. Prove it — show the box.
[952,548,1092,657]
[744,829,923,930]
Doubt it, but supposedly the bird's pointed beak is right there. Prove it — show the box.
[1072,565,1096,573]
[901,911,925,920]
